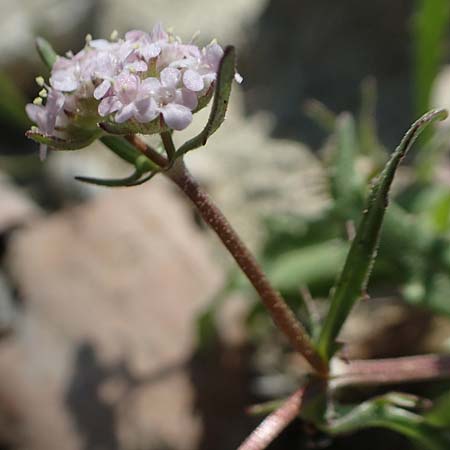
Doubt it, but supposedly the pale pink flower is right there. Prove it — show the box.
[144,67,198,130]
[98,71,159,123]
[25,89,66,159]
[27,22,243,156]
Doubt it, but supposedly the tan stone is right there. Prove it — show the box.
[0,172,40,233]
[2,178,223,450]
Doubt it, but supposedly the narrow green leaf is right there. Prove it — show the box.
[176,46,236,156]
[325,395,449,450]
[317,109,448,361]
[268,240,348,293]
[126,171,158,186]
[329,113,363,216]
[303,99,336,132]
[26,128,103,150]
[99,136,142,164]
[75,169,143,187]
[35,37,57,69]
[99,136,158,173]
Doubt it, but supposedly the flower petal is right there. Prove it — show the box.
[126,60,148,73]
[140,77,161,95]
[115,103,135,123]
[204,43,224,71]
[160,67,181,89]
[98,96,121,116]
[26,104,45,127]
[150,22,168,42]
[50,70,78,91]
[89,39,111,50]
[125,30,148,42]
[134,97,159,123]
[177,88,198,110]
[161,104,192,130]
[94,80,111,100]
[183,69,204,92]
[141,43,161,60]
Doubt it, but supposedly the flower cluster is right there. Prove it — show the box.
[26,24,241,158]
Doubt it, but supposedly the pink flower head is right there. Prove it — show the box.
[27,22,242,157]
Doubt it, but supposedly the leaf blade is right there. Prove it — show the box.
[325,395,449,450]
[35,37,57,69]
[317,109,448,361]
[176,46,236,156]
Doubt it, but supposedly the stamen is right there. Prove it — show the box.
[33,97,43,106]
[35,76,45,87]
[39,89,48,98]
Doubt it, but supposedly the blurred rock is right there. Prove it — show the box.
[339,297,433,359]
[1,178,225,450]
[0,273,16,336]
[0,0,99,90]
[0,171,40,233]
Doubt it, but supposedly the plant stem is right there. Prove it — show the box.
[331,354,450,388]
[125,135,168,168]
[237,387,306,450]
[160,131,176,161]
[166,158,327,375]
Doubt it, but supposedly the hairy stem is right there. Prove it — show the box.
[125,135,168,168]
[331,354,450,388]
[237,387,306,450]
[166,158,327,374]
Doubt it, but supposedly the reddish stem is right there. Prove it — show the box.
[332,353,450,387]
[166,159,327,375]
[237,388,306,450]
[125,135,168,168]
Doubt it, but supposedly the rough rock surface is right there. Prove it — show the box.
[1,178,224,450]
